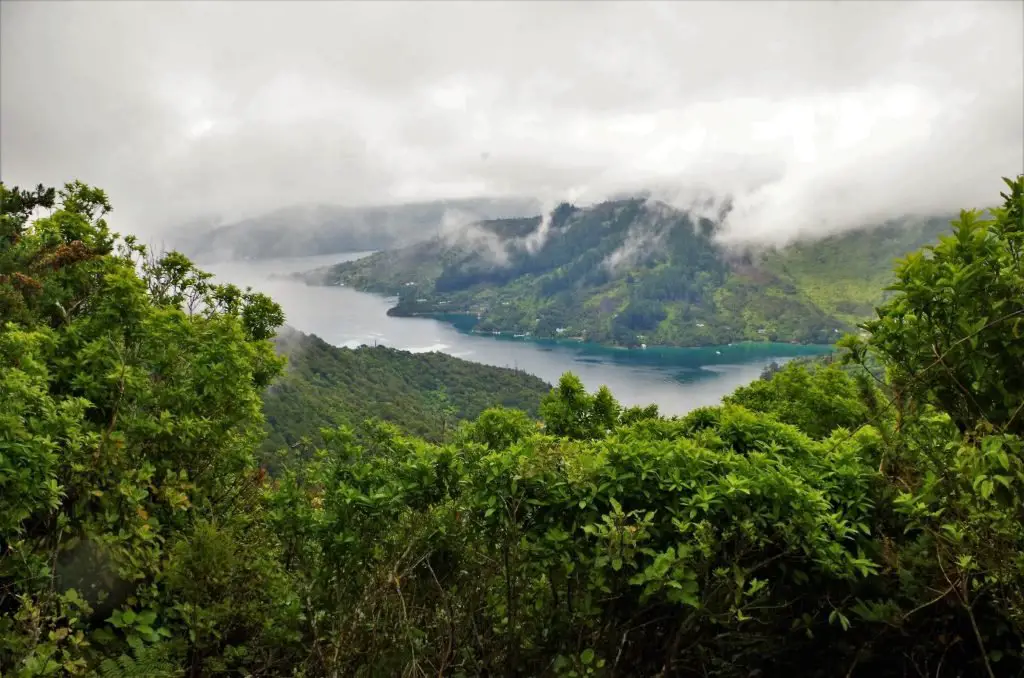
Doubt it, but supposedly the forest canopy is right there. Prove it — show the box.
[1,176,1022,677]
[261,328,550,454]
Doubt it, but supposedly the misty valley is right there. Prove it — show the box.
[205,252,833,419]
[293,197,951,349]
[3,1,1023,676]
[199,191,952,418]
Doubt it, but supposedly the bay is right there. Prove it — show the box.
[205,253,834,416]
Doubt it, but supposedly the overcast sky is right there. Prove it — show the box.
[1,0,1021,243]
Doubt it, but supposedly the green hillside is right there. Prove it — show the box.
[262,328,550,451]
[304,199,950,347]
[759,217,954,324]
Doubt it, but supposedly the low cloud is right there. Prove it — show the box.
[2,1,1020,246]
[603,202,678,273]
[518,199,560,255]
[437,207,510,265]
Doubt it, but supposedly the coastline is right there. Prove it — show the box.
[293,272,842,358]
[384,307,839,358]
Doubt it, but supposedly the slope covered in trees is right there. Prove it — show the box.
[262,327,550,452]
[2,177,1022,677]
[304,199,949,347]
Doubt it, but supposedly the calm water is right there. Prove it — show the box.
[206,253,834,416]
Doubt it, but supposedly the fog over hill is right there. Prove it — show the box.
[1,1,1021,248]
[170,196,542,262]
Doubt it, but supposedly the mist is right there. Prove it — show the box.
[437,206,511,265]
[603,201,679,273]
[1,1,1021,247]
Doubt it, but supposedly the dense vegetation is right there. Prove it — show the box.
[262,327,550,452]
[758,217,961,326]
[2,176,1022,677]
[306,199,949,348]
[169,197,540,263]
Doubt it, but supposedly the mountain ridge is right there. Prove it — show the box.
[301,198,951,347]
[261,326,551,455]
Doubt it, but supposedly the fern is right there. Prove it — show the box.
[98,644,178,678]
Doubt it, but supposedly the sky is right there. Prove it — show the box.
[1,0,1022,245]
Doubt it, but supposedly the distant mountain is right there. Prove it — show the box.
[261,328,550,454]
[301,198,950,347]
[168,197,542,262]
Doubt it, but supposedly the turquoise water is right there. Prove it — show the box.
[206,253,836,415]
[423,311,833,385]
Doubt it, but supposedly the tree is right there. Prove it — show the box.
[540,373,621,440]
[428,385,459,440]
[459,406,536,450]
[727,360,869,438]
[540,373,595,439]
[853,175,1024,434]
[1,182,297,676]
[843,174,1024,676]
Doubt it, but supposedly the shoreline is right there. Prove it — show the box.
[385,307,840,355]
[292,275,841,357]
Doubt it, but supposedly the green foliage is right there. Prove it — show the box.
[1,181,297,676]
[726,360,870,438]
[540,374,620,440]
[458,406,538,450]
[259,401,886,676]
[855,177,1024,434]
[97,644,177,678]
[839,176,1024,676]
[759,216,952,324]
[3,176,1023,676]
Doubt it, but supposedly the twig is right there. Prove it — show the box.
[901,585,955,621]
[613,630,629,674]
[1005,398,1024,430]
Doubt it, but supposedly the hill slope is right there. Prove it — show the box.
[170,197,541,262]
[303,199,950,347]
[261,328,550,451]
[758,218,954,325]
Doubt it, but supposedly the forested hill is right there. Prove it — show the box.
[262,327,550,451]
[168,196,541,262]
[304,198,949,347]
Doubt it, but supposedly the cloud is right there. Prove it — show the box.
[519,200,559,255]
[1,1,1021,244]
[437,207,510,265]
